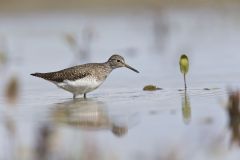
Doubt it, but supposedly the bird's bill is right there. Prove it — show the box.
[124,64,139,73]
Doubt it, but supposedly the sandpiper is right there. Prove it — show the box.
[31,54,139,99]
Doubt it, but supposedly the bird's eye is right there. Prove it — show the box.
[117,60,121,62]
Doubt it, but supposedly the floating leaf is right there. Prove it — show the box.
[143,85,162,91]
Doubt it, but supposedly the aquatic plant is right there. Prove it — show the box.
[143,85,162,91]
[227,90,240,145]
[179,54,189,89]
[5,76,19,104]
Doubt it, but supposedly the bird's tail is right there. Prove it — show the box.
[30,72,56,82]
[30,73,45,78]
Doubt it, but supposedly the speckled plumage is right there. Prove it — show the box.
[31,63,111,82]
[31,54,139,99]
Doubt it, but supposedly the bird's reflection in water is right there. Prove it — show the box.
[227,91,240,146]
[52,99,136,137]
[181,90,191,124]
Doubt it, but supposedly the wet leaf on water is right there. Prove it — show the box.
[143,85,162,91]
[5,76,19,104]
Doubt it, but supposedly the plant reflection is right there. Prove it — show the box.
[181,90,191,124]
[52,99,132,137]
[227,91,240,146]
[35,124,55,160]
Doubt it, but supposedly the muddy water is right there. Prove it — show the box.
[0,8,240,160]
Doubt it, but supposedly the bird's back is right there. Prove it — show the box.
[31,63,111,82]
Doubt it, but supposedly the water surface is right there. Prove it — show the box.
[0,8,240,160]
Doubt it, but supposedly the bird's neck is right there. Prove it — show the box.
[105,61,115,70]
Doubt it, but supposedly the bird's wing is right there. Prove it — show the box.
[31,65,91,82]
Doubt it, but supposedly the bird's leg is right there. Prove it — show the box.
[84,93,86,99]
[73,94,76,99]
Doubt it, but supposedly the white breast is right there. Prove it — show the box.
[55,77,103,95]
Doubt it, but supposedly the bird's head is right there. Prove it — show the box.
[107,54,139,73]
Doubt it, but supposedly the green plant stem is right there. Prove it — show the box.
[184,74,187,90]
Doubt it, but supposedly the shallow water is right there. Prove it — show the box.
[1,8,240,160]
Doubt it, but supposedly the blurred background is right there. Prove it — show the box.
[1,0,240,160]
